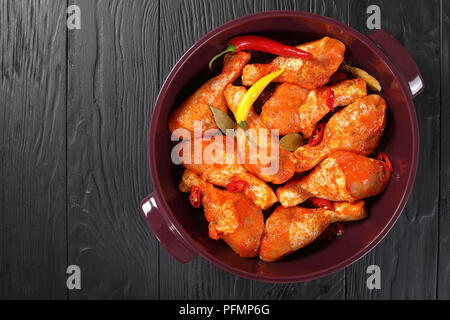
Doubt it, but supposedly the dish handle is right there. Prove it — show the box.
[140,193,197,263]
[368,29,424,98]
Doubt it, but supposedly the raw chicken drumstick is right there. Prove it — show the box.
[294,94,386,173]
[277,151,391,207]
[260,83,310,136]
[297,78,367,138]
[241,37,345,89]
[224,84,297,184]
[168,51,250,135]
[260,79,367,136]
[179,170,264,258]
[259,201,366,262]
[176,134,278,209]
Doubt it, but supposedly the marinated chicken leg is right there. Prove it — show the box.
[224,84,296,184]
[277,151,391,207]
[168,51,250,135]
[298,78,367,138]
[241,37,345,89]
[294,94,386,172]
[260,79,366,136]
[259,201,366,262]
[260,83,309,136]
[176,134,277,209]
[179,170,264,258]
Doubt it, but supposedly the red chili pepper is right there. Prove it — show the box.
[189,186,202,208]
[308,122,325,147]
[226,180,249,193]
[326,87,335,112]
[209,35,312,69]
[377,152,394,172]
[310,197,334,211]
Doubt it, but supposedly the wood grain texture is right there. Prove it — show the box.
[312,0,348,24]
[250,0,348,300]
[256,0,309,11]
[158,0,254,299]
[67,0,159,299]
[0,0,67,299]
[346,0,440,299]
[438,0,450,299]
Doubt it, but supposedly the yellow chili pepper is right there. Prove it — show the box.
[235,68,285,125]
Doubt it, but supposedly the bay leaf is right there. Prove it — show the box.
[210,106,237,134]
[279,133,304,151]
[350,67,382,92]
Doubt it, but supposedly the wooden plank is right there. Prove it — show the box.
[311,0,348,24]
[158,0,255,299]
[256,0,310,11]
[251,0,348,300]
[67,0,159,299]
[439,0,450,299]
[0,0,67,299]
[346,0,440,299]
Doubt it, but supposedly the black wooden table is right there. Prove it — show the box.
[0,0,448,299]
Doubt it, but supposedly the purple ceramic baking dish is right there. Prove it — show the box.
[140,11,423,283]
